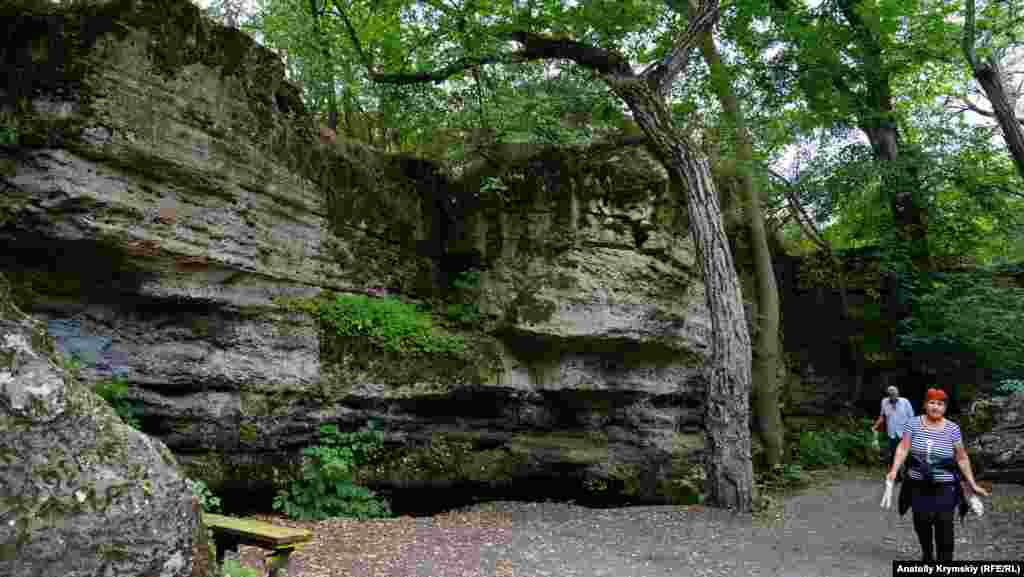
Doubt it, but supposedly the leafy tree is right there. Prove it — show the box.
[897,268,1024,384]
[756,0,973,274]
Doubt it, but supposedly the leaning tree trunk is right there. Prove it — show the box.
[699,29,784,468]
[612,80,754,511]
[972,55,1024,181]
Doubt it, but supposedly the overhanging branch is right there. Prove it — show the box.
[329,0,635,86]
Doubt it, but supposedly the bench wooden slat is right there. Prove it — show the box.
[203,513,312,548]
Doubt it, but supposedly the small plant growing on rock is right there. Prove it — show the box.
[187,478,223,513]
[0,125,17,147]
[93,376,142,429]
[444,269,483,326]
[319,293,465,355]
[273,421,392,520]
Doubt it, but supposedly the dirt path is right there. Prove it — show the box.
[238,475,1024,577]
[453,478,1024,577]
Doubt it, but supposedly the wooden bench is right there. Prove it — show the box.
[203,513,312,577]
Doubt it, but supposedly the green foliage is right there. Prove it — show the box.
[796,426,876,470]
[222,559,259,577]
[272,422,392,520]
[0,125,17,147]
[444,269,483,326]
[93,376,142,430]
[318,293,466,355]
[897,269,1024,381]
[451,269,481,292]
[756,463,810,492]
[187,478,223,514]
[60,355,84,378]
[444,303,482,325]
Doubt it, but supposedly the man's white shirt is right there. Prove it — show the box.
[881,397,914,439]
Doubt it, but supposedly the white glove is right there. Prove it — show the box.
[880,480,894,509]
[968,494,984,517]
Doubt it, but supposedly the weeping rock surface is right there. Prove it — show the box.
[0,273,197,577]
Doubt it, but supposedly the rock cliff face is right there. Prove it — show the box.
[1,0,710,511]
[0,273,197,577]
[4,0,1016,525]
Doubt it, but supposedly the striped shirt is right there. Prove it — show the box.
[902,416,962,483]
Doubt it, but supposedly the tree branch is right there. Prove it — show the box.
[768,169,830,251]
[506,30,634,77]
[330,2,720,96]
[331,0,377,74]
[644,0,721,99]
[962,0,978,68]
[953,96,1024,125]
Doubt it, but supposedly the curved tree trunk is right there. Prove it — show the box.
[698,28,783,467]
[612,80,754,511]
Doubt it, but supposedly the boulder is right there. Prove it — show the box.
[0,273,197,577]
[971,391,1024,483]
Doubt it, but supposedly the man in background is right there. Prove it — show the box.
[874,385,914,481]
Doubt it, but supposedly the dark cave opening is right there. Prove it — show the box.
[215,477,674,519]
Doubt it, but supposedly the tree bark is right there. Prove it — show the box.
[972,55,1024,181]
[697,28,783,468]
[963,0,1024,182]
[610,79,754,511]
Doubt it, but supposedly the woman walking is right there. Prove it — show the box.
[887,388,989,562]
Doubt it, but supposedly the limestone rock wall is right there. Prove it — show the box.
[1,0,710,508]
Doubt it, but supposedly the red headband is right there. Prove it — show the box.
[926,388,947,403]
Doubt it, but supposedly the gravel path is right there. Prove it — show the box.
[238,478,1024,577]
